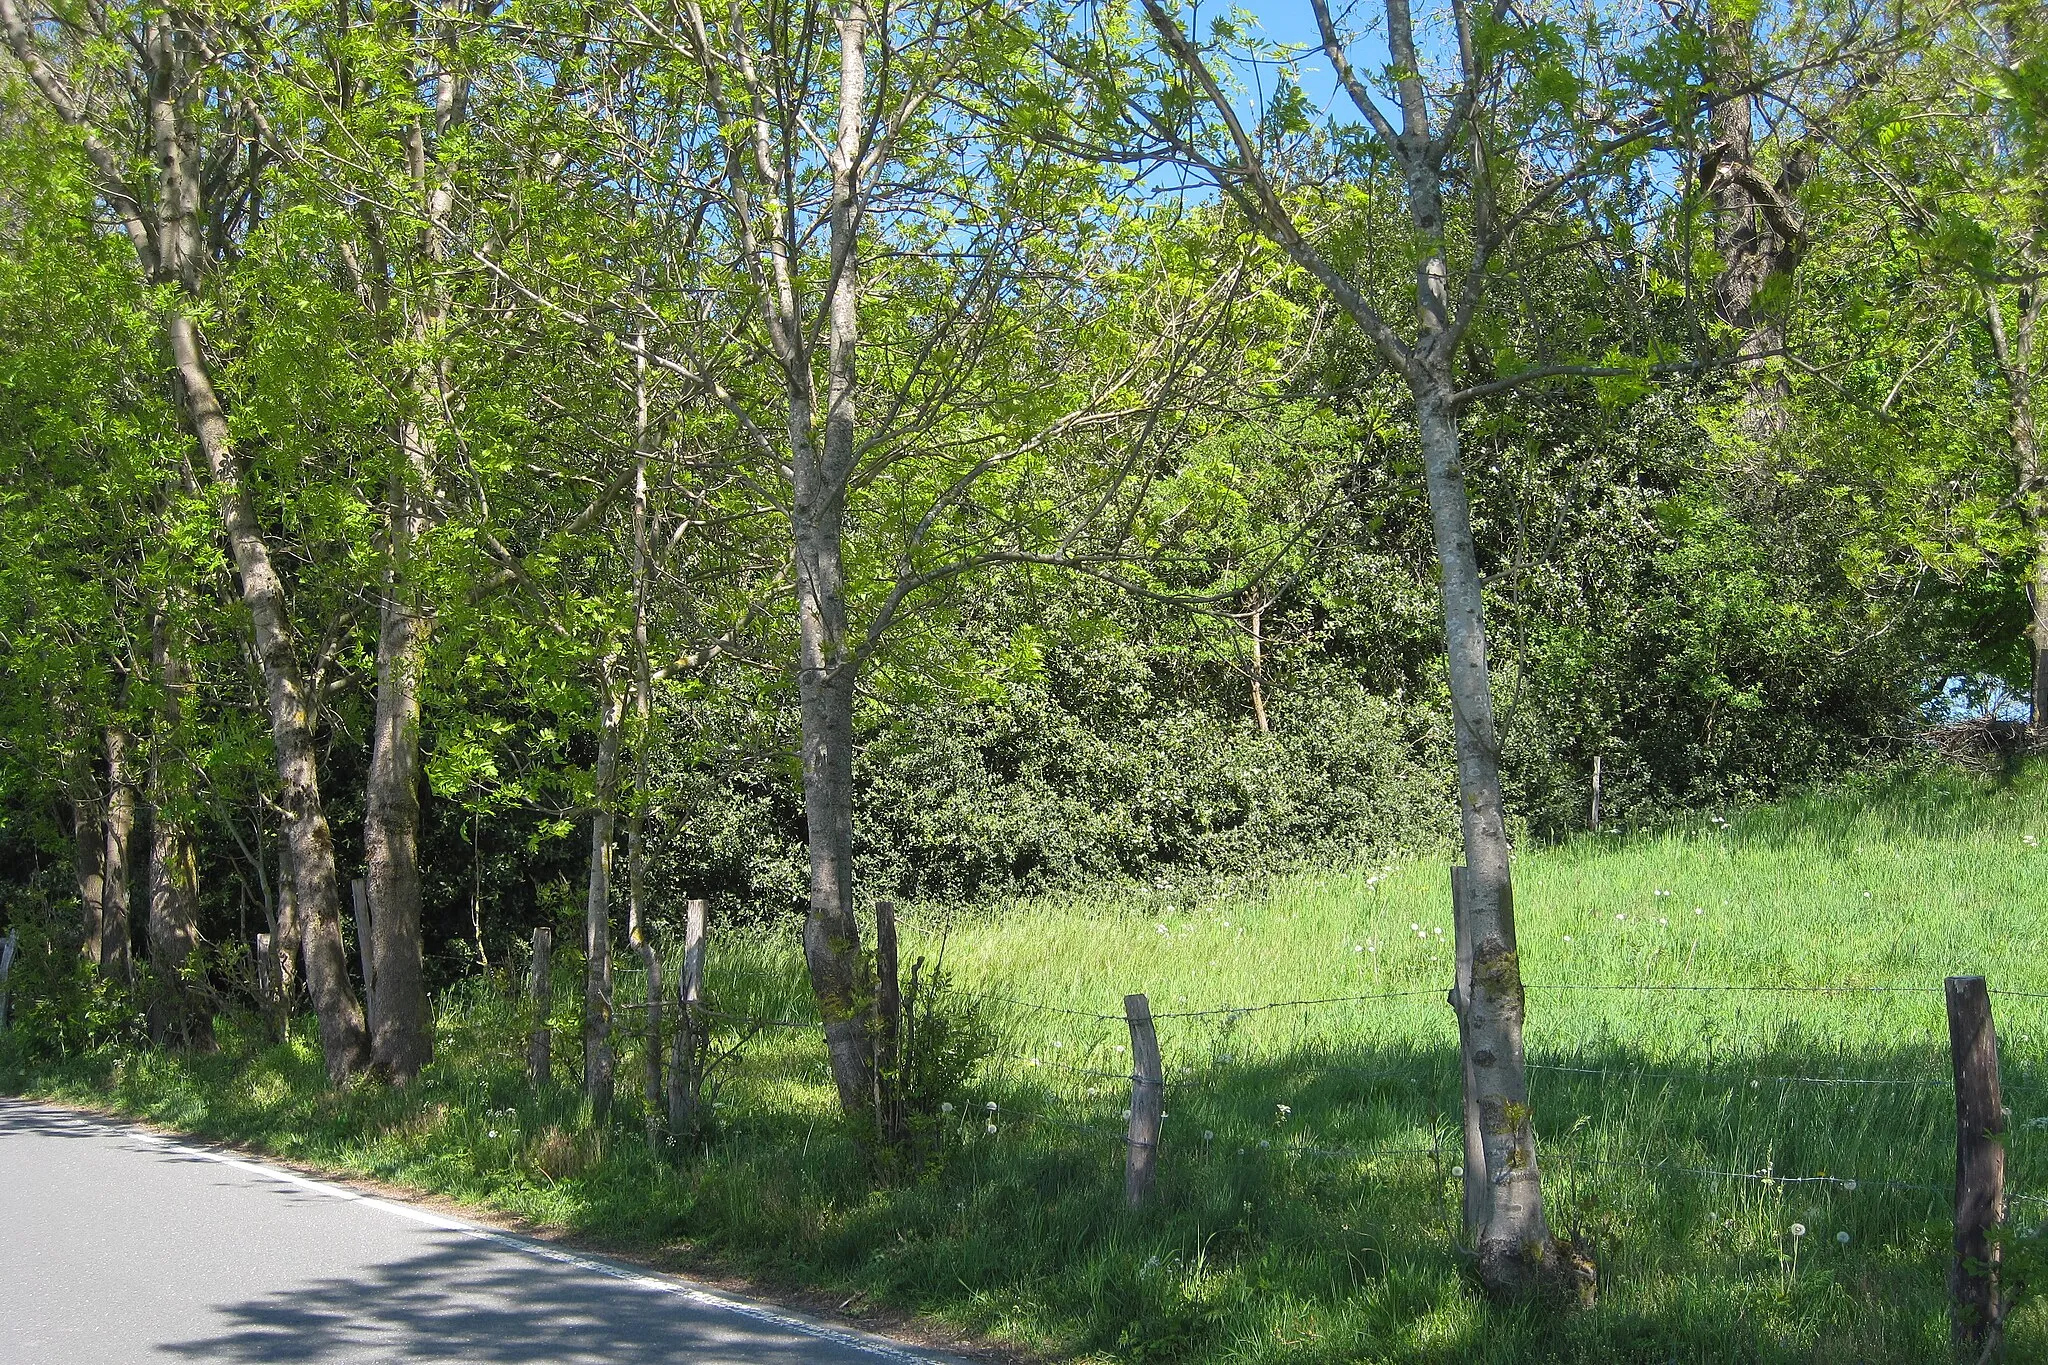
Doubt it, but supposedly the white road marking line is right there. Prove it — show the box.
[5,1101,943,1365]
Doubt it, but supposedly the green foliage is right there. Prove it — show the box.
[2,902,141,1059]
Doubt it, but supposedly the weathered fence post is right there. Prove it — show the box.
[1124,992,1163,1209]
[1947,974,2005,1357]
[875,900,905,1150]
[666,899,707,1136]
[254,932,274,1001]
[526,927,554,1086]
[350,877,376,1020]
[1449,866,1487,1241]
[1590,755,1602,833]
[640,940,664,1141]
[0,926,18,1030]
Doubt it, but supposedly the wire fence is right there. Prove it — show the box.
[526,955,2048,1250]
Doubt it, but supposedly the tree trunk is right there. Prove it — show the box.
[271,819,304,1006]
[585,686,623,1119]
[1985,285,2044,730]
[167,305,368,1081]
[1246,586,1270,734]
[101,722,136,980]
[360,28,469,1088]
[1705,6,1807,440]
[146,608,212,1048]
[1414,384,1574,1293]
[784,0,878,1123]
[72,787,105,965]
[364,463,433,1083]
[627,334,654,950]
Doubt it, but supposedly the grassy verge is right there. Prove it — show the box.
[7,762,2048,1363]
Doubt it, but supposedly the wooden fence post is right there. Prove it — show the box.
[875,900,904,1149]
[526,927,554,1086]
[640,940,664,1139]
[1449,866,1487,1241]
[666,899,707,1136]
[253,931,274,1002]
[1947,974,2006,1357]
[351,877,375,1021]
[1124,993,1163,1209]
[1590,755,1602,833]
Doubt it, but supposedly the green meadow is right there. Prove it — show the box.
[8,762,2047,1364]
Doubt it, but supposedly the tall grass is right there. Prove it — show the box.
[7,762,2046,1363]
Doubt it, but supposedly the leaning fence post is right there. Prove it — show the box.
[666,899,707,1136]
[1124,993,1163,1209]
[1947,974,2006,1357]
[351,877,376,1020]
[1449,866,1487,1241]
[526,927,554,1085]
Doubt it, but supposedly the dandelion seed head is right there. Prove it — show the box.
[1837,1230,1850,1244]
[1791,1223,1806,1238]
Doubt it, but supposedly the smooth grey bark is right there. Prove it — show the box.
[0,5,369,1079]
[585,687,623,1119]
[100,721,136,980]
[789,0,878,1119]
[146,608,211,1048]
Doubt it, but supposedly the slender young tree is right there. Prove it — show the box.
[1100,0,1749,1294]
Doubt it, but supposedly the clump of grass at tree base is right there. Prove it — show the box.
[6,761,2048,1364]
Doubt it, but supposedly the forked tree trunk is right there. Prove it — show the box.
[101,722,136,980]
[1704,6,1808,443]
[146,608,212,1048]
[585,687,623,1118]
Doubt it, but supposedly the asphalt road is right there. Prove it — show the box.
[0,1099,953,1364]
